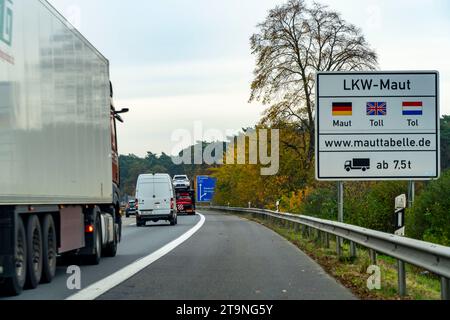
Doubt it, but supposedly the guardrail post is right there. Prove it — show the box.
[441,277,450,300]
[315,230,322,246]
[350,241,357,258]
[336,236,342,257]
[397,260,407,297]
[324,232,330,248]
[369,249,377,265]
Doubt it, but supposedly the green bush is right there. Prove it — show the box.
[299,186,337,220]
[363,181,408,233]
[299,181,408,233]
[407,170,450,246]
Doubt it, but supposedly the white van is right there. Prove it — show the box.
[135,174,178,227]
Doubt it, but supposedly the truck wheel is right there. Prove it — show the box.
[85,216,102,265]
[103,222,118,258]
[25,215,43,289]
[0,217,27,296]
[41,215,57,283]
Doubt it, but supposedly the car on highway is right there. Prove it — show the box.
[125,199,137,217]
[135,174,178,227]
[175,190,196,215]
[173,175,191,190]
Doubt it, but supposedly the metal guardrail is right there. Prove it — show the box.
[208,206,450,300]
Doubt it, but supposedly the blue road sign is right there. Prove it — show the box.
[196,176,216,203]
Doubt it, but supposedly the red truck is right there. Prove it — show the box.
[175,190,196,215]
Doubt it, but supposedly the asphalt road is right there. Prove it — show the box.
[99,210,355,300]
[3,215,201,300]
[3,210,355,300]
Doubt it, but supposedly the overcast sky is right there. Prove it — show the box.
[49,0,450,157]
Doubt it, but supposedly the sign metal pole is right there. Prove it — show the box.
[336,181,344,257]
[408,181,415,209]
[398,182,415,297]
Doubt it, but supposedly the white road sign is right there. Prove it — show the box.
[315,71,440,181]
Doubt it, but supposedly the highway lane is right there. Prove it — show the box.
[100,210,356,300]
[2,215,201,300]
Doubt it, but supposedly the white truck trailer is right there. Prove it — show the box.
[0,0,128,295]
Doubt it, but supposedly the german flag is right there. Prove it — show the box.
[332,102,353,116]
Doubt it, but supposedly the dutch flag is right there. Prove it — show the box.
[402,102,423,116]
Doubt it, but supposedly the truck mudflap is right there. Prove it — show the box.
[0,255,15,278]
[0,207,15,278]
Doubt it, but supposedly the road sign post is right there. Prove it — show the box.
[396,184,414,296]
[316,71,440,181]
[396,191,408,296]
[337,181,344,257]
[408,180,415,209]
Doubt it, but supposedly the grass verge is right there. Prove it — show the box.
[233,212,441,300]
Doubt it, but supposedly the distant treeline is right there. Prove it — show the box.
[119,142,219,198]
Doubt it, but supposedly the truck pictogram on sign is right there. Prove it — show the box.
[344,159,371,172]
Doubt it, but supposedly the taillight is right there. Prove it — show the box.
[85,225,94,233]
[135,199,139,210]
[170,198,174,210]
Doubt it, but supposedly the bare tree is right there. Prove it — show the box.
[250,0,378,167]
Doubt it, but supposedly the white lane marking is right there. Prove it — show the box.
[66,213,206,300]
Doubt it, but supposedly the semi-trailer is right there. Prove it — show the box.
[0,0,128,295]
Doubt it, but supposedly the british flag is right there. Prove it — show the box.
[366,102,387,116]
